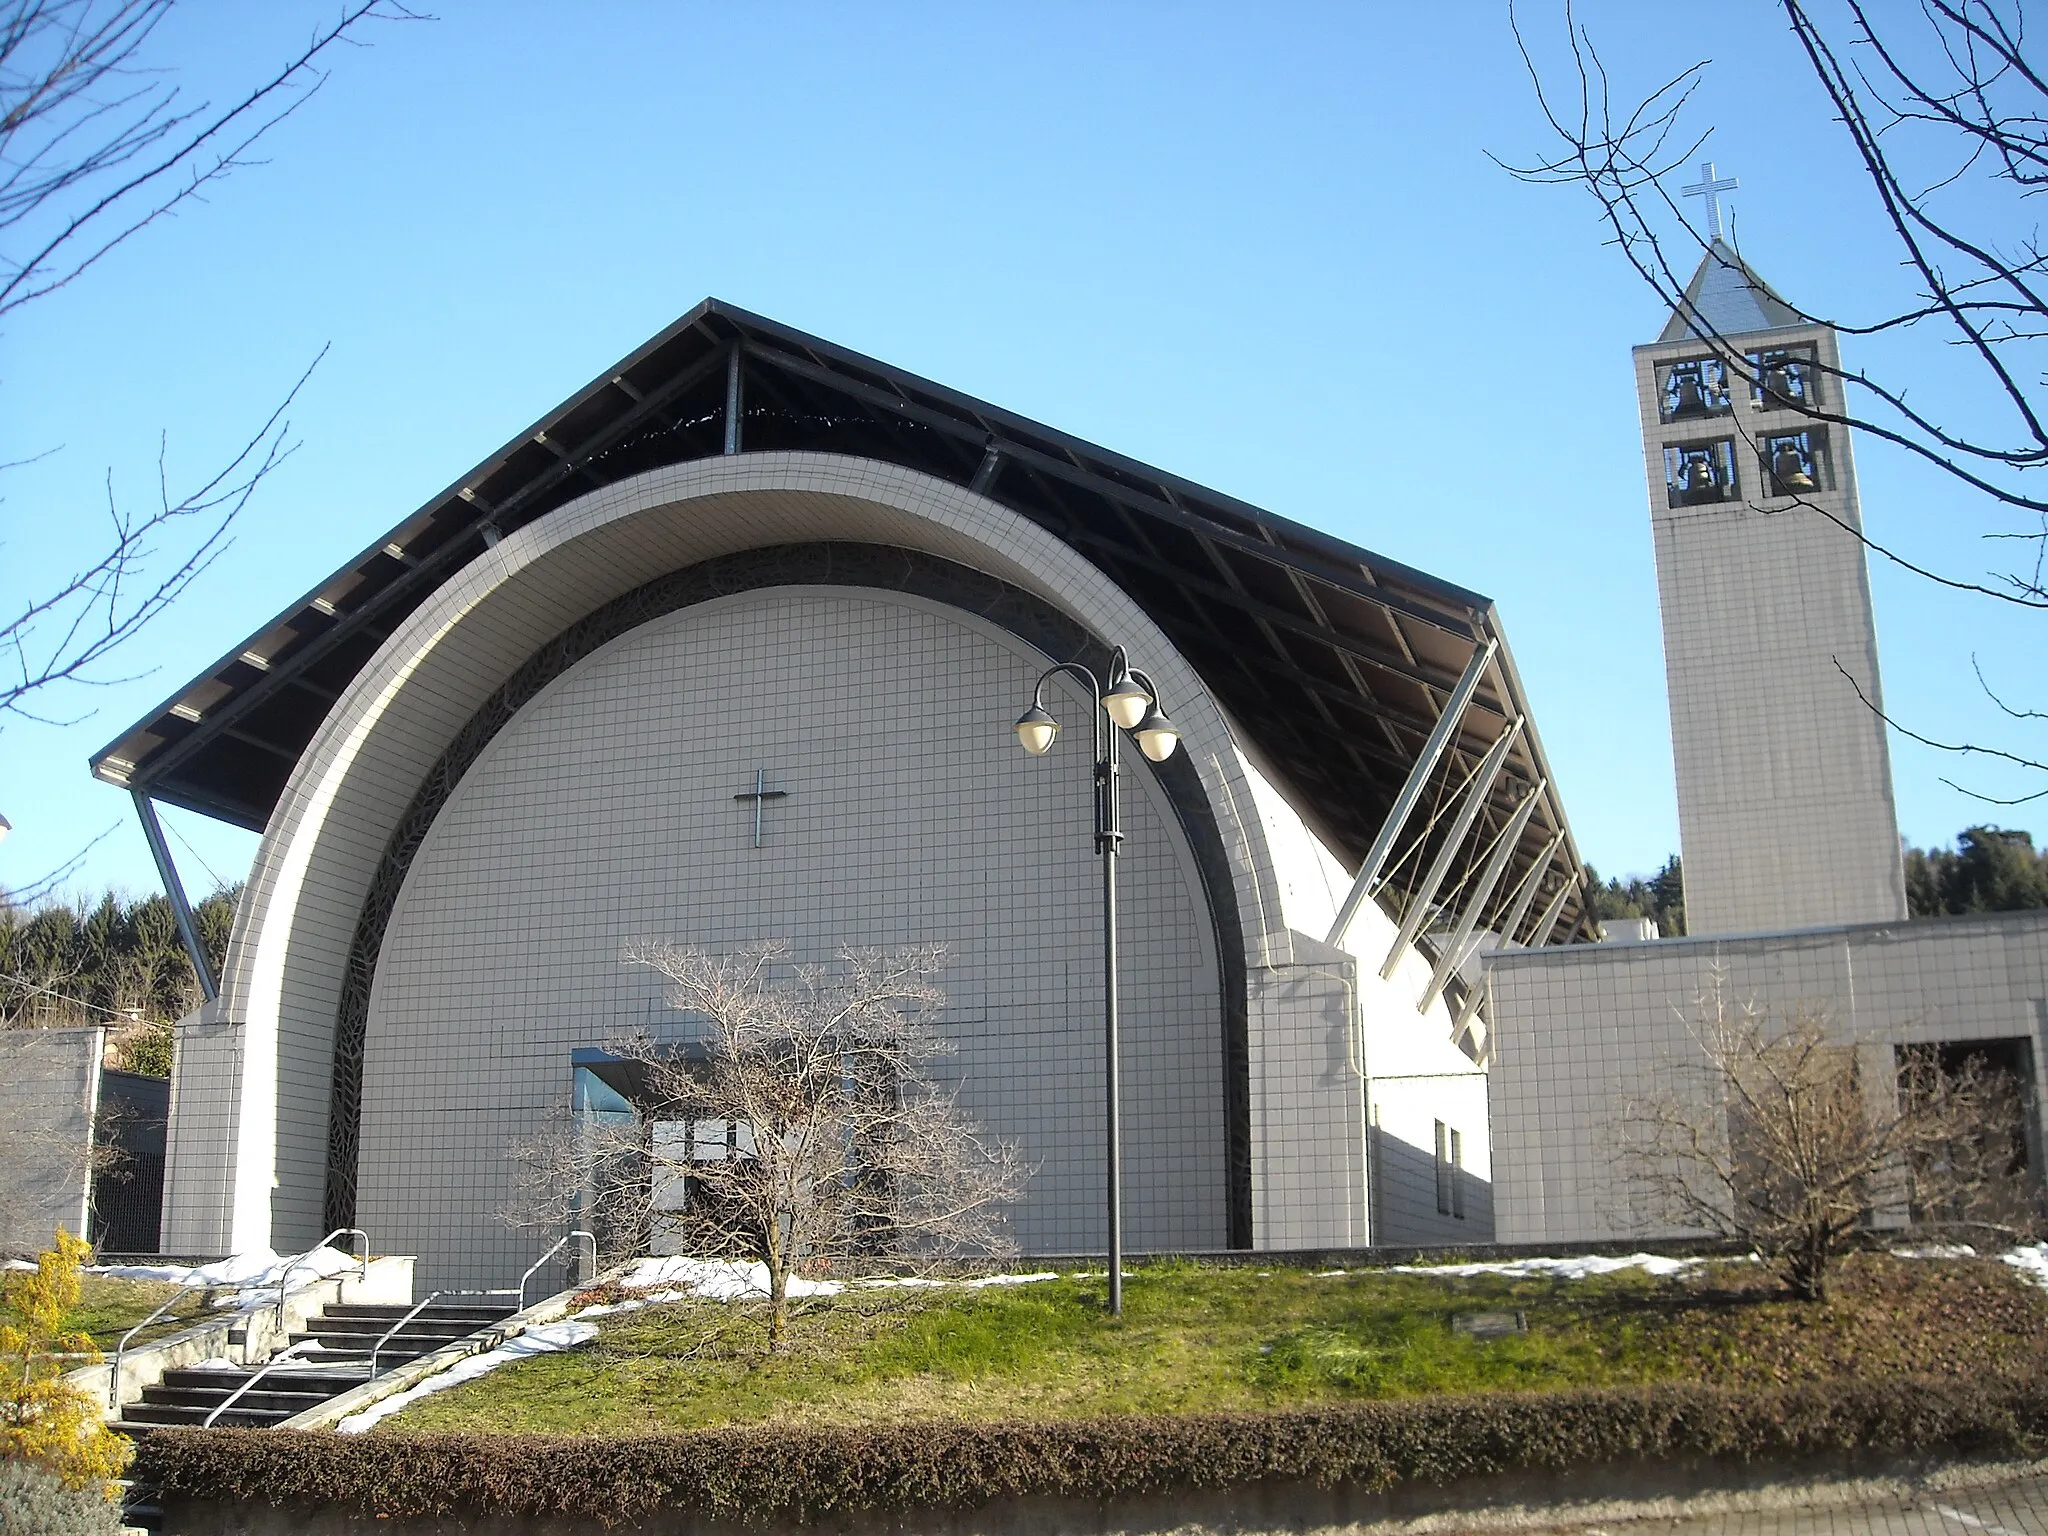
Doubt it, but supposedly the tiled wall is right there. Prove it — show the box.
[172,455,1300,1260]
[1486,911,2048,1242]
[0,1027,101,1253]
[1633,325,1908,935]
[360,589,1227,1289]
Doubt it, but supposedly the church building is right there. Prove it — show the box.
[94,303,1593,1287]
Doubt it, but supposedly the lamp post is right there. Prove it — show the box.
[1013,646,1180,1316]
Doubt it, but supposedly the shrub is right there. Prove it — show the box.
[0,1459,121,1536]
[139,1371,2048,1525]
[0,1232,133,1494]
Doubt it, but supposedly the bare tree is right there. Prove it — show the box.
[1506,0,2047,802]
[2,0,419,897]
[507,942,1027,1349]
[1620,985,2041,1300]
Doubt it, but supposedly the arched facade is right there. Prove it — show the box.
[162,454,1455,1280]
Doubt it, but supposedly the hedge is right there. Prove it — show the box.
[138,1372,2048,1527]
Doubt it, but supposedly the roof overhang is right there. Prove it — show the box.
[91,299,1595,942]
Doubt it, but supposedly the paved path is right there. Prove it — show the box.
[1548,1472,2048,1536]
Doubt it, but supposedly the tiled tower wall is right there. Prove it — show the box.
[1635,325,1908,935]
[360,588,1227,1291]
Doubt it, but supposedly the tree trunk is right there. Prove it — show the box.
[768,1262,788,1349]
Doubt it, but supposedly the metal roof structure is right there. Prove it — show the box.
[91,299,1594,944]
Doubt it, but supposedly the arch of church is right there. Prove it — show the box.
[365,582,1223,1286]
[168,454,1327,1267]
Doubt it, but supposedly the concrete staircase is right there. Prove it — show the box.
[116,1299,518,1429]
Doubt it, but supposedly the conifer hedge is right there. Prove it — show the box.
[138,1372,2048,1526]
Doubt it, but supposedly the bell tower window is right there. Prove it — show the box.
[1760,428,1830,496]
[1748,345,1818,410]
[1664,439,1739,507]
[1660,357,1733,421]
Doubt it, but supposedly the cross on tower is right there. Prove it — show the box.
[1682,160,1739,244]
[732,768,789,848]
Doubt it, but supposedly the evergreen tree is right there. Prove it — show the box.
[1903,827,2048,917]
[0,887,238,1075]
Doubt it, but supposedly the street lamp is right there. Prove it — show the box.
[1012,646,1180,1316]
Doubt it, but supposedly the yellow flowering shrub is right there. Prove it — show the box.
[0,1232,131,1494]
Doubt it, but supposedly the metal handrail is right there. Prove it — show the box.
[517,1230,596,1310]
[364,1287,515,1377]
[365,1290,444,1379]
[111,1280,208,1407]
[274,1227,370,1327]
[201,1340,317,1428]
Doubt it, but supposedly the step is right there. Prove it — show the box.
[119,1401,297,1429]
[325,1301,517,1322]
[137,1385,337,1414]
[159,1376,372,1400]
[296,1314,491,1339]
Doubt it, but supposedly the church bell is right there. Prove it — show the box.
[1673,374,1705,414]
[1772,444,1816,492]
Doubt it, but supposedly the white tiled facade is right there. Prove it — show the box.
[1635,298,1908,935]
[362,588,1224,1287]
[161,453,1491,1280]
[1486,910,2048,1242]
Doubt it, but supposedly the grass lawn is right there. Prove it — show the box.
[0,1272,210,1357]
[385,1252,2048,1436]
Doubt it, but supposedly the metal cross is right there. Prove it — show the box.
[1682,160,1739,243]
[732,768,788,848]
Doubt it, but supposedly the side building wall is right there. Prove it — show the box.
[1235,745,1495,1249]
[1485,910,2048,1243]
[0,1027,104,1255]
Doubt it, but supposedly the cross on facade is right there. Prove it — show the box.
[1682,160,1739,244]
[732,768,789,847]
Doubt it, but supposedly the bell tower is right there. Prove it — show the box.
[1633,175,1908,936]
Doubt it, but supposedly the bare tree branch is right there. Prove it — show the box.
[0,0,427,317]
[0,346,325,728]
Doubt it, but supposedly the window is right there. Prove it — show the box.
[1659,358,1733,420]
[1450,1128,1465,1220]
[1759,428,1830,497]
[1664,440,1739,508]
[1434,1120,1452,1216]
[1748,345,1818,410]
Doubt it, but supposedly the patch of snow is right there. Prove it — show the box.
[599,1259,1063,1304]
[1,1259,36,1272]
[1893,1243,1979,1260]
[614,1257,845,1300]
[89,1244,362,1311]
[1389,1252,1711,1281]
[2000,1244,2048,1291]
[336,1322,596,1434]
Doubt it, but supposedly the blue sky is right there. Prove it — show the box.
[4,1,2042,902]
